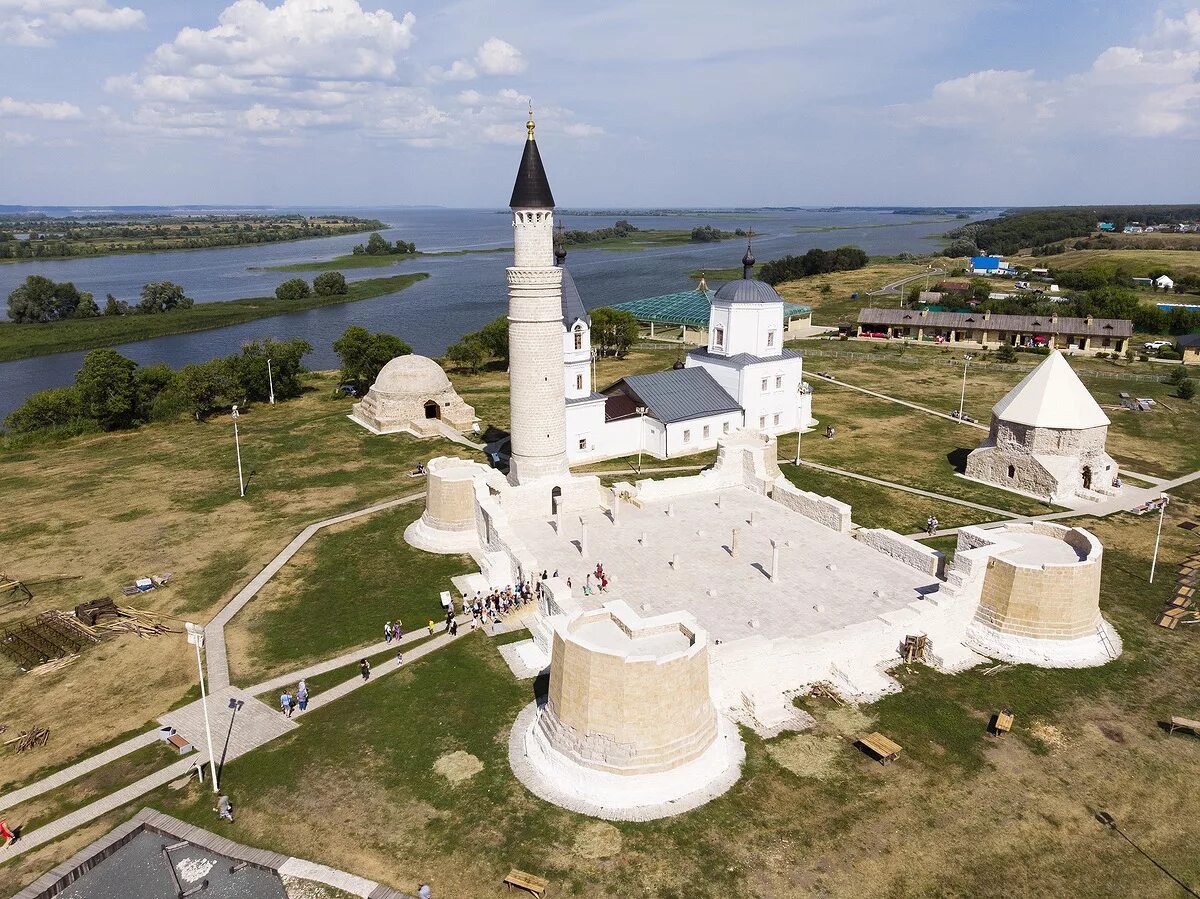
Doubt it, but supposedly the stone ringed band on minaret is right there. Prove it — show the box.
[509,106,555,209]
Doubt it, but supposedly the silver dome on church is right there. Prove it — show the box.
[712,278,782,305]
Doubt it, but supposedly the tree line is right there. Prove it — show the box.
[944,206,1200,256]
[758,246,868,285]
[352,232,417,256]
[444,307,639,372]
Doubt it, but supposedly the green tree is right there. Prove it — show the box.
[178,360,232,420]
[477,317,510,363]
[995,343,1018,363]
[365,232,391,255]
[591,307,639,357]
[4,386,83,433]
[134,362,177,419]
[275,278,311,301]
[75,349,139,430]
[1178,378,1196,401]
[7,275,82,322]
[229,337,312,402]
[103,293,126,316]
[313,271,348,296]
[72,292,100,318]
[445,335,488,372]
[138,281,193,314]
[332,326,412,389]
[1167,365,1189,386]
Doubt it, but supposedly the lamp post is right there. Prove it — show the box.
[184,623,219,793]
[1149,494,1170,583]
[958,353,974,419]
[636,406,648,474]
[231,405,245,498]
[267,358,275,405]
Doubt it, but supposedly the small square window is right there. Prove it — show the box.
[683,429,691,443]
[722,421,730,434]
[703,425,710,438]
[578,438,587,450]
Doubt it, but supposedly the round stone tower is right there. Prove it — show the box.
[506,111,569,485]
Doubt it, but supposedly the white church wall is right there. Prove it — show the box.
[724,303,784,357]
[664,414,738,459]
[737,358,805,436]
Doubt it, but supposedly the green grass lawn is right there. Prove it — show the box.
[226,502,475,685]
[0,273,427,362]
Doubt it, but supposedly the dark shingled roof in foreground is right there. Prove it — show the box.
[604,367,741,424]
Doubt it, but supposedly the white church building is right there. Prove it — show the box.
[557,241,815,465]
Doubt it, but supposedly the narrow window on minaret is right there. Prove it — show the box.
[574,328,583,351]
[768,330,776,347]
[576,374,583,390]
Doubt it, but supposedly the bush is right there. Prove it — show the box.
[995,344,1018,363]
[275,278,311,301]
[1178,379,1196,400]
[1167,365,1189,385]
[5,386,83,433]
[7,275,82,322]
[313,271,348,296]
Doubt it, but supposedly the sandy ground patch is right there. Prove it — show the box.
[572,821,623,860]
[1029,720,1068,752]
[281,875,357,899]
[821,704,875,737]
[434,750,483,785]
[766,734,847,780]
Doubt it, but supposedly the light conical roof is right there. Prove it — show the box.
[991,350,1109,429]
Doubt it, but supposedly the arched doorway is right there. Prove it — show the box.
[1082,465,1093,490]
[424,400,440,420]
[551,485,562,516]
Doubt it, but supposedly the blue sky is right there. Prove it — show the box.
[0,0,1197,206]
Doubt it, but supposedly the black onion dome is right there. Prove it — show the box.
[509,137,555,208]
[742,246,755,268]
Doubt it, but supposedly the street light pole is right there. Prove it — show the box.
[184,623,219,793]
[1149,494,1170,583]
[636,406,648,474]
[958,354,974,419]
[267,358,275,405]
[231,405,245,498]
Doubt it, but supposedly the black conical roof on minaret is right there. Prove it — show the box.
[509,113,555,208]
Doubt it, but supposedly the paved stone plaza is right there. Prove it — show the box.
[512,487,938,644]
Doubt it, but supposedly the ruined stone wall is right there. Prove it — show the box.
[855,528,944,577]
[770,479,852,533]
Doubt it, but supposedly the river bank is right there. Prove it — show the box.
[0,273,427,362]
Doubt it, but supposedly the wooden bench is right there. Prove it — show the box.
[167,733,193,754]
[1168,716,1200,737]
[504,869,549,896]
[857,732,902,765]
[990,711,1014,735]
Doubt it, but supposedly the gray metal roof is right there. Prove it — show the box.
[611,367,741,424]
[561,266,590,326]
[713,278,782,305]
[687,347,800,366]
[857,308,1132,338]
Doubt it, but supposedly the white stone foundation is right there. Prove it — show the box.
[965,618,1122,668]
[403,516,480,555]
[509,701,745,821]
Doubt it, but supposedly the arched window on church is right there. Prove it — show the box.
[574,326,583,351]
[714,326,724,349]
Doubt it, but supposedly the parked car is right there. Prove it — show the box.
[1144,340,1171,351]
[338,383,358,397]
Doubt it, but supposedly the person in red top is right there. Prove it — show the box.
[0,820,16,846]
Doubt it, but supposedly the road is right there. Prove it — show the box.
[868,267,946,297]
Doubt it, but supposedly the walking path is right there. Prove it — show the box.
[0,730,160,814]
[797,460,1019,517]
[810,373,990,430]
[206,492,425,690]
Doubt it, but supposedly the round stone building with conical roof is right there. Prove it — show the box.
[964,350,1118,503]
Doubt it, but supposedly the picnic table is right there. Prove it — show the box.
[857,732,902,765]
[504,868,549,896]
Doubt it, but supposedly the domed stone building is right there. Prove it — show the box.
[349,354,477,437]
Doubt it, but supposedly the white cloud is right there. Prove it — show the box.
[430,59,476,81]
[0,96,82,119]
[0,0,144,47]
[899,9,1200,140]
[563,122,603,138]
[2,129,36,144]
[456,89,483,105]
[475,37,526,75]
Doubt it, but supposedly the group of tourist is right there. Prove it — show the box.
[279,679,309,717]
[464,580,534,630]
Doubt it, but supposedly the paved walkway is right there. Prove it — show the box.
[811,373,990,430]
[158,688,296,763]
[0,730,160,814]
[206,492,425,690]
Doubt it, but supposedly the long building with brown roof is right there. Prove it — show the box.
[855,307,1132,355]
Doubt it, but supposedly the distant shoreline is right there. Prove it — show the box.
[0,273,428,362]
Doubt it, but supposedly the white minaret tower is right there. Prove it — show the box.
[506,110,569,485]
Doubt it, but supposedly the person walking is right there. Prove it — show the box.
[927,515,939,536]
[0,819,16,846]
[427,619,435,636]
[360,659,371,681]
[418,885,431,899]
[396,647,404,665]
[449,618,458,636]
[280,690,293,717]
[215,795,234,822]
[384,621,393,643]
[296,680,309,712]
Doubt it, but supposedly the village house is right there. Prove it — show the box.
[855,307,1132,355]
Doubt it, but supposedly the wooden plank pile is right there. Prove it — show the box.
[4,726,50,753]
[0,612,98,671]
[71,604,178,639]
[1157,549,1200,629]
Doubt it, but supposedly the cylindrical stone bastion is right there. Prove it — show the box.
[536,605,717,775]
[403,456,484,554]
[961,521,1120,666]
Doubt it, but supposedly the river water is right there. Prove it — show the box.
[0,207,991,419]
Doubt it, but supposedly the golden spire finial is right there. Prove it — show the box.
[526,101,535,141]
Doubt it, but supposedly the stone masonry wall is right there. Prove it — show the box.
[855,528,944,577]
[770,479,851,533]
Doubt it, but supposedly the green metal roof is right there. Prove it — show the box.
[611,288,811,329]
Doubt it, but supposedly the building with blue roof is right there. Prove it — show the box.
[970,255,1017,276]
